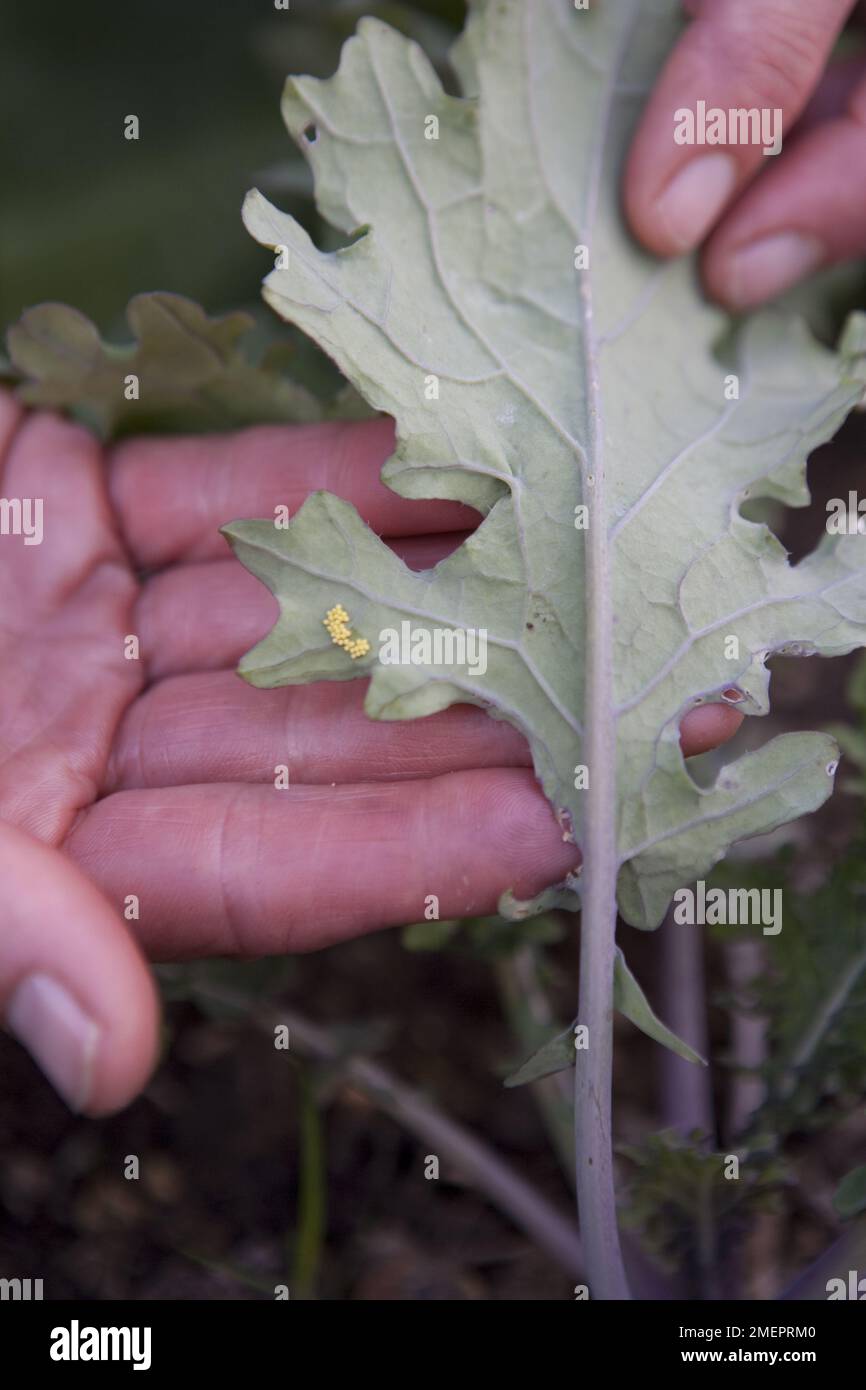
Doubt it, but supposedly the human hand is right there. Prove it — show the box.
[0,392,740,1114]
[625,0,866,308]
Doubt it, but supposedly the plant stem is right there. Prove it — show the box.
[781,945,866,1098]
[291,1066,326,1298]
[725,940,767,1140]
[695,1165,723,1301]
[779,1220,866,1300]
[574,884,628,1298]
[495,944,575,1181]
[190,981,584,1280]
[574,256,630,1298]
[659,909,714,1137]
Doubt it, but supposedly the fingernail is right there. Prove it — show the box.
[724,232,824,310]
[656,154,738,251]
[6,974,99,1112]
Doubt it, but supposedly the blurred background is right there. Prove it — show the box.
[2,0,866,1302]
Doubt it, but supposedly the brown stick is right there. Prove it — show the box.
[190,980,584,1281]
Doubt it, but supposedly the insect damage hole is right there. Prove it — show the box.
[302,122,318,145]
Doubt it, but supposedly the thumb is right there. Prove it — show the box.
[0,820,159,1115]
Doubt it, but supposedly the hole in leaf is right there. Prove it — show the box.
[302,122,318,144]
[737,412,866,562]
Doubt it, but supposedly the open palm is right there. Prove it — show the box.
[0,392,738,1114]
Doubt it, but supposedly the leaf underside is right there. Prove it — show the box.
[226,0,866,933]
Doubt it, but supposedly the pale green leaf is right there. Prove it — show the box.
[504,1023,575,1089]
[613,947,705,1066]
[506,945,702,1086]
[227,0,866,931]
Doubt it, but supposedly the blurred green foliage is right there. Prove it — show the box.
[402,912,566,957]
[619,1131,786,1285]
[707,840,866,1144]
[7,292,373,436]
[1,0,464,335]
[700,658,866,1144]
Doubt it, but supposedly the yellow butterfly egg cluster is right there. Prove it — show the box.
[323,603,370,660]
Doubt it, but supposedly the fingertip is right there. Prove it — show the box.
[84,964,161,1118]
[680,702,745,757]
[704,225,825,311]
[0,822,161,1117]
[488,769,581,896]
[623,144,677,258]
[623,0,849,260]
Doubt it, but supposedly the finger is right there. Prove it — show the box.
[703,72,866,307]
[65,771,580,957]
[109,417,478,568]
[625,0,855,256]
[106,670,743,790]
[0,408,135,619]
[0,389,25,461]
[795,53,866,131]
[682,700,743,755]
[106,673,531,789]
[0,821,159,1116]
[136,534,471,679]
